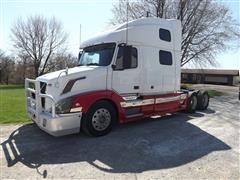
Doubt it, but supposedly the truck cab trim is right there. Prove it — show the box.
[61,76,86,94]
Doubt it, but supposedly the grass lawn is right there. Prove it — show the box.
[181,83,224,97]
[0,85,30,124]
[207,89,224,97]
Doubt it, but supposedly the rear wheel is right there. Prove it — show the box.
[186,93,198,113]
[197,91,209,110]
[82,100,116,136]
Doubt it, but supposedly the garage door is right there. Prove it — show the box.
[205,76,228,83]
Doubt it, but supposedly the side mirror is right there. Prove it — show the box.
[78,51,83,61]
[113,44,132,71]
[122,45,132,69]
[111,64,116,70]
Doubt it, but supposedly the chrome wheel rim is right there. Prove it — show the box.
[92,108,111,131]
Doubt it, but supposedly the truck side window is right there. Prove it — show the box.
[159,28,171,42]
[159,50,172,65]
[115,46,138,69]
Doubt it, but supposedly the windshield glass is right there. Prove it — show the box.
[78,43,116,66]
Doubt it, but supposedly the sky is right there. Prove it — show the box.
[0,0,239,70]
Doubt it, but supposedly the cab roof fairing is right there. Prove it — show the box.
[80,17,181,51]
[80,29,126,49]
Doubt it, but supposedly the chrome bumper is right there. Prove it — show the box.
[33,112,82,136]
[25,78,81,136]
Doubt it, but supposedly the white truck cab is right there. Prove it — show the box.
[25,17,209,136]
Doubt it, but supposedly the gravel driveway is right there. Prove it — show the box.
[1,87,239,179]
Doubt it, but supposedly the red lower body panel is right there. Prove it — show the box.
[123,93,187,122]
[72,90,187,123]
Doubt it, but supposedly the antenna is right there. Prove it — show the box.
[126,0,129,45]
[79,24,81,49]
[147,11,150,17]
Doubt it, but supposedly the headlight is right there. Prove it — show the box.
[55,97,82,114]
[55,97,72,114]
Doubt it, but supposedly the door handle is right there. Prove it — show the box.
[134,86,139,90]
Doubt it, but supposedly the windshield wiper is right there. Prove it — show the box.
[86,63,100,66]
[77,63,100,66]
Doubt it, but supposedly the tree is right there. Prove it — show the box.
[11,15,68,77]
[111,0,240,67]
[13,55,35,84]
[0,50,15,84]
[43,53,78,73]
[0,49,5,83]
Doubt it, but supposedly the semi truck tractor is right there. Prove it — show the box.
[25,17,209,137]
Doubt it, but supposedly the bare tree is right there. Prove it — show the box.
[11,15,68,77]
[0,49,5,83]
[0,50,15,84]
[111,0,240,67]
[12,54,35,84]
[0,50,4,59]
[44,53,78,73]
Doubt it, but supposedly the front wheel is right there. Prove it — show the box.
[82,101,116,137]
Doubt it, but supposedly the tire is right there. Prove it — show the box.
[186,93,198,113]
[197,91,209,110]
[82,100,116,137]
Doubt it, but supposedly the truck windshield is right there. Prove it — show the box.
[78,43,116,66]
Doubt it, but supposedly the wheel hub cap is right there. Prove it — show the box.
[92,108,111,131]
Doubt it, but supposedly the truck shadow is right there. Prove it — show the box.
[1,110,230,175]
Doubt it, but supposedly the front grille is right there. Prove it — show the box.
[40,82,47,108]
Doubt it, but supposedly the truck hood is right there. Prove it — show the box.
[36,66,98,82]
[36,65,108,107]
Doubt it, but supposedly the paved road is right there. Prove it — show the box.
[0,90,239,179]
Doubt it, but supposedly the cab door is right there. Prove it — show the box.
[111,45,140,95]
